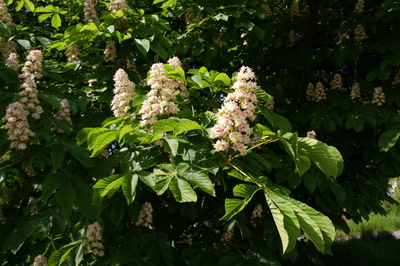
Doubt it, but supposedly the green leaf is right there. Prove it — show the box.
[298,138,343,178]
[122,174,139,205]
[302,173,318,193]
[163,138,179,156]
[169,178,197,202]
[48,250,64,266]
[89,130,118,157]
[153,119,178,135]
[265,191,299,253]
[93,173,125,200]
[65,144,95,167]
[38,93,60,108]
[51,13,62,29]
[76,128,92,145]
[174,119,203,136]
[190,72,203,89]
[36,36,51,48]
[38,13,53,23]
[378,129,400,152]
[35,5,55,12]
[135,38,150,56]
[50,144,66,171]
[56,179,76,218]
[150,44,168,61]
[24,0,35,11]
[17,39,31,50]
[259,106,292,133]
[265,189,335,254]
[179,170,216,196]
[221,184,261,220]
[15,0,24,11]
[213,73,231,86]
[42,172,67,202]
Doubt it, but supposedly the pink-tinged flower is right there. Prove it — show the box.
[84,0,100,23]
[139,57,188,128]
[210,66,260,156]
[0,0,15,28]
[111,69,136,117]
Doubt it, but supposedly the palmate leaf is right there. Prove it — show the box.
[264,189,335,254]
[89,130,119,157]
[92,173,126,204]
[221,184,261,221]
[179,170,216,197]
[169,178,197,202]
[298,137,343,178]
[122,174,139,205]
[173,119,203,136]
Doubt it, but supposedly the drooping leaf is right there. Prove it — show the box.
[298,138,343,178]
[56,179,76,218]
[264,189,335,254]
[122,174,139,205]
[221,184,261,220]
[265,191,299,254]
[42,172,67,201]
[51,144,66,170]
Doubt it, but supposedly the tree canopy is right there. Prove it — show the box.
[1,0,399,265]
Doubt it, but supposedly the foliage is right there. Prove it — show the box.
[0,0,400,264]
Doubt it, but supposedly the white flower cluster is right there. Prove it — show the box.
[350,82,361,99]
[0,40,19,71]
[221,228,234,243]
[330,73,342,90]
[53,99,72,133]
[135,202,153,227]
[25,165,36,177]
[65,43,81,62]
[0,0,15,28]
[306,83,315,101]
[33,255,48,266]
[354,24,367,43]
[111,69,136,117]
[307,130,317,139]
[4,50,43,150]
[372,87,385,106]
[290,2,300,17]
[250,204,262,227]
[87,222,105,257]
[354,0,364,14]
[104,40,117,61]
[139,57,188,127]
[210,67,260,156]
[109,0,128,13]
[315,82,326,102]
[84,0,100,23]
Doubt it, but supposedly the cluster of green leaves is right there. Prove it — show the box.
[0,0,399,265]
